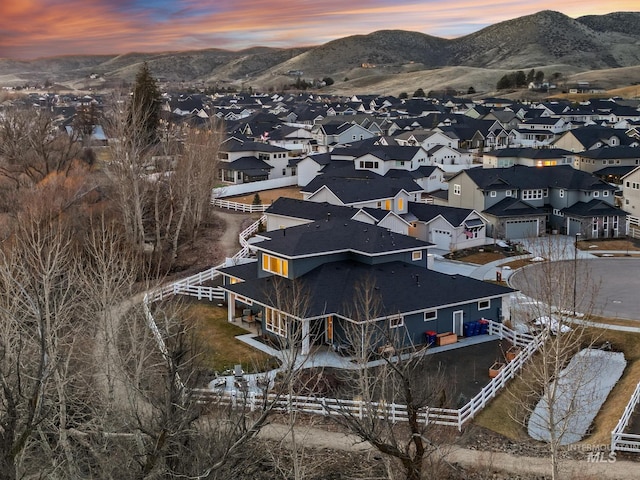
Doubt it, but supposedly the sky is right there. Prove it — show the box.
[0,1,638,60]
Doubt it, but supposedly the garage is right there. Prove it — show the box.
[505,219,538,239]
[430,229,452,250]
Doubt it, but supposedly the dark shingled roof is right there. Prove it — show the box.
[227,156,273,171]
[265,198,356,222]
[484,148,572,158]
[483,197,547,218]
[460,165,613,192]
[222,260,515,318]
[256,219,431,258]
[408,203,475,226]
[561,200,628,217]
[577,146,640,160]
[302,166,423,204]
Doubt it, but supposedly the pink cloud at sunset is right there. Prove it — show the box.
[0,0,638,59]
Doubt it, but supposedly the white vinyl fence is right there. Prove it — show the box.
[193,321,543,431]
[611,380,640,453]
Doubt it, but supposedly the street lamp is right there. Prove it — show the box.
[572,232,581,316]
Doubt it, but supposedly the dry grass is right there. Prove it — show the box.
[457,251,505,265]
[185,301,277,374]
[474,327,640,445]
[226,186,304,205]
[577,239,640,252]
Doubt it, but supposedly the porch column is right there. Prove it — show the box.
[227,294,235,323]
[301,319,310,356]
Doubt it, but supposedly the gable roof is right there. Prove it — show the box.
[407,203,476,226]
[482,197,546,217]
[561,199,627,217]
[459,165,613,192]
[302,166,423,204]
[265,198,355,222]
[256,219,431,259]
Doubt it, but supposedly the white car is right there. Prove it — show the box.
[533,316,572,334]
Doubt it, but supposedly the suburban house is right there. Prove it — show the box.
[406,203,487,251]
[439,165,627,239]
[482,148,574,168]
[553,125,638,152]
[264,197,410,236]
[301,165,424,216]
[311,121,375,149]
[217,219,514,355]
[573,146,640,174]
[218,139,291,183]
[621,166,640,215]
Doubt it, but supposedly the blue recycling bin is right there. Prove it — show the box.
[463,323,472,337]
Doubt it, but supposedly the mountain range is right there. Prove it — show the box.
[1,10,640,95]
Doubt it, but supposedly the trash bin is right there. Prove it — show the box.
[463,323,471,337]
[425,330,437,346]
[479,319,489,334]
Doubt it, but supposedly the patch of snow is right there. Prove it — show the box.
[528,348,626,445]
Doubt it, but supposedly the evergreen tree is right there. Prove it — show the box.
[129,62,161,146]
[535,70,545,83]
[527,69,535,84]
[413,88,425,98]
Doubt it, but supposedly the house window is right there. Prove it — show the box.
[424,310,437,321]
[478,299,490,310]
[390,316,404,329]
[593,191,599,197]
[553,208,564,217]
[397,198,404,210]
[265,308,287,337]
[412,251,423,261]
[490,191,497,197]
[384,200,391,210]
[559,189,565,198]
[262,253,289,277]
[506,190,513,197]
[522,189,544,200]
[603,191,609,197]
[453,184,461,195]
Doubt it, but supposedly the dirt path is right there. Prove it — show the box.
[258,423,638,480]
[213,209,261,259]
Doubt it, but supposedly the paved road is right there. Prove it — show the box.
[510,258,640,321]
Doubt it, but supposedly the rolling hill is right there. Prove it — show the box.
[1,10,639,95]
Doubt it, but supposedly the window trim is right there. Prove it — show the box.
[262,253,289,277]
[424,310,437,321]
[412,250,423,261]
[478,299,491,311]
[453,184,461,196]
[390,315,404,329]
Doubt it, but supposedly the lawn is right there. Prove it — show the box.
[183,301,278,375]
[473,327,640,446]
[226,186,304,205]
[577,238,640,252]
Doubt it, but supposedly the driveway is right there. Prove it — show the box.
[509,258,640,321]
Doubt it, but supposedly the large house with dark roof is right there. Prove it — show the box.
[217,219,514,355]
[440,165,628,239]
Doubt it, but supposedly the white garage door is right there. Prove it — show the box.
[505,219,538,239]
[431,229,452,250]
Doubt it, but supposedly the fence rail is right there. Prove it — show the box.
[191,320,542,431]
[611,380,640,453]
[212,199,270,213]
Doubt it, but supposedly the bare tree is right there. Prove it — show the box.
[105,93,224,270]
[0,212,82,479]
[508,236,603,480]
[328,276,456,480]
[0,107,82,188]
